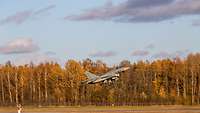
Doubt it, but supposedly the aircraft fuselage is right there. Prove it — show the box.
[83,67,130,84]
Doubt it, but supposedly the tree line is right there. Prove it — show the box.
[0,53,200,106]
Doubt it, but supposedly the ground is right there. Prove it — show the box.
[1,106,200,113]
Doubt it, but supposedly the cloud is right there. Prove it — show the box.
[65,0,200,23]
[192,19,200,26]
[152,50,190,59]
[0,10,33,25]
[89,51,116,57]
[0,5,56,25]
[34,5,56,15]
[45,51,56,56]
[131,50,149,57]
[173,49,190,57]
[145,44,155,49]
[126,0,174,8]
[152,51,171,59]
[0,38,39,54]
[14,53,59,66]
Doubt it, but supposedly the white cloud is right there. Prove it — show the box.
[89,51,116,57]
[152,50,190,59]
[14,53,59,66]
[0,38,39,54]
[152,51,172,59]
[132,50,149,57]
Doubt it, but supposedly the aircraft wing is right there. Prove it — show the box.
[84,71,98,79]
[104,69,116,75]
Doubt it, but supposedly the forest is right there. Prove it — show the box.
[0,53,200,106]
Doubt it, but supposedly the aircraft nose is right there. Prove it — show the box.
[123,67,130,71]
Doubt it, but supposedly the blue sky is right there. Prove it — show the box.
[0,0,200,66]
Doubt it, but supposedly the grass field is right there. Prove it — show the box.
[1,105,200,113]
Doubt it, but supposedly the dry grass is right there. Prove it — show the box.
[1,105,200,113]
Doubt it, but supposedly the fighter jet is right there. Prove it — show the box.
[82,67,130,84]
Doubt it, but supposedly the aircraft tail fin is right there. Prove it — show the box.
[84,71,98,79]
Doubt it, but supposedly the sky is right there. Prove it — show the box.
[0,0,200,66]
